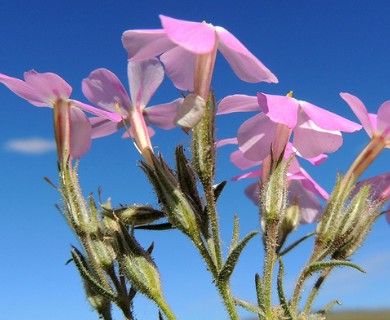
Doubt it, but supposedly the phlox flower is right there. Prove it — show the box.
[82,58,182,162]
[340,93,390,146]
[122,15,277,128]
[217,93,362,162]
[218,138,329,224]
[339,93,390,187]
[0,70,119,159]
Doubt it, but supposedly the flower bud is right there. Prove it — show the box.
[102,204,165,226]
[277,202,300,251]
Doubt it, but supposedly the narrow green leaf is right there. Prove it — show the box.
[218,231,258,283]
[70,247,117,301]
[255,274,265,318]
[317,300,342,315]
[278,232,315,257]
[229,214,240,254]
[307,260,365,275]
[277,259,295,319]
[234,297,265,316]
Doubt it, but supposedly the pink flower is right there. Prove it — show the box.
[122,15,277,89]
[122,15,277,128]
[0,70,118,159]
[82,58,182,163]
[217,93,362,161]
[340,93,390,146]
[218,139,329,223]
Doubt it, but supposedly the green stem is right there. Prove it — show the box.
[217,281,240,320]
[204,188,223,270]
[303,268,332,315]
[262,221,279,319]
[157,299,176,320]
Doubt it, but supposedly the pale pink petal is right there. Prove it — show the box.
[233,168,261,181]
[89,117,123,139]
[340,93,374,137]
[244,182,260,205]
[216,27,278,83]
[292,145,328,166]
[160,15,216,54]
[354,172,390,201]
[128,59,164,111]
[217,94,259,115]
[24,70,72,103]
[237,113,277,161]
[231,149,261,170]
[297,168,329,200]
[69,107,91,159]
[122,29,175,61]
[71,100,121,122]
[289,180,323,224]
[215,137,238,147]
[377,101,390,140]
[294,110,343,158]
[160,46,196,91]
[299,100,362,132]
[257,93,299,128]
[82,68,131,114]
[0,73,46,107]
[143,99,182,129]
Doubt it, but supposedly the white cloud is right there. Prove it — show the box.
[4,137,56,154]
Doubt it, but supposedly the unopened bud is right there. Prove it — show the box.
[102,204,164,226]
[277,203,300,251]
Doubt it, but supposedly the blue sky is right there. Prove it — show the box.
[0,1,389,319]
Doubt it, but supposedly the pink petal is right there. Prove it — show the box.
[89,117,123,139]
[244,182,260,205]
[217,94,260,115]
[128,59,164,111]
[299,100,362,132]
[69,107,91,159]
[296,168,329,200]
[377,101,390,140]
[71,100,121,122]
[160,15,216,54]
[160,46,196,91]
[24,70,72,103]
[82,68,131,114]
[237,113,278,161]
[386,205,390,224]
[355,172,390,201]
[340,93,374,137]
[143,99,182,129]
[257,93,299,128]
[231,149,261,170]
[293,110,343,158]
[215,137,238,148]
[288,180,323,224]
[122,29,175,61]
[0,73,47,107]
[233,168,262,181]
[216,27,278,83]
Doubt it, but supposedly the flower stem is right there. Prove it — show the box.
[217,282,240,320]
[262,221,279,319]
[303,268,331,315]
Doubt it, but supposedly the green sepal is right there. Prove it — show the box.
[228,214,240,254]
[70,246,117,301]
[307,260,365,275]
[218,231,258,283]
[277,259,295,319]
[233,297,265,316]
[175,145,203,215]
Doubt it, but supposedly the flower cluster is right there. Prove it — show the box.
[1,14,389,320]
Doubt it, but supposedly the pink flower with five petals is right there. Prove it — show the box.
[0,70,119,159]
